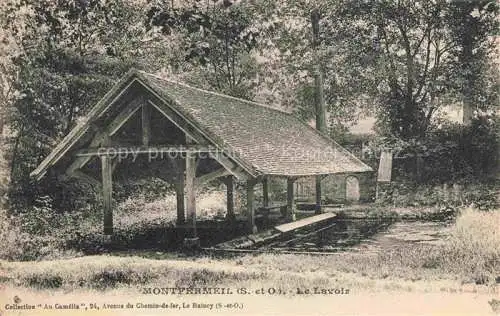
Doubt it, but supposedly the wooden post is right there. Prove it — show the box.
[175,158,185,225]
[185,154,197,239]
[101,155,113,236]
[247,179,257,234]
[262,176,269,208]
[287,178,296,221]
[315,177,322,214]
[226,175,235,221]
[141,103,151,146]
[312,9,326,214]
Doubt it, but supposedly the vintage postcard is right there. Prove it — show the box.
[0,0,499,315]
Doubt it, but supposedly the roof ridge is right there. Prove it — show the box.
[137,70,293,116]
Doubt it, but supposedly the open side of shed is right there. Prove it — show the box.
[31,69,373,245]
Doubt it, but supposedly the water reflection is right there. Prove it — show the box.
[270,218,395,252]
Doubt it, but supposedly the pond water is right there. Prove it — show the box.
[267,219,452,253]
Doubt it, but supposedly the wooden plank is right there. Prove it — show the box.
[226,175,235,221]
[275,213,336,233]
[75,145,215,157]
[287,178,296,221]
[262,177,269,207]
[247,179,257,234]
[101,155,113,235]
[141,103,151,146]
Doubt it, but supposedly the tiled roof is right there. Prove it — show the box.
[138,72,372,176]
[31,69,372,180]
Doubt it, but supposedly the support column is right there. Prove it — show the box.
[315,176,322,214]
[101,155,113,236]
[287,177,296,221]
[262,177,269,208]
[185,154,197,240]
[225,175,235,221]
[247,179,258,234]
[175,158,185,225]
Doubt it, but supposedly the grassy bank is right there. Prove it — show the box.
[0,208,498,294]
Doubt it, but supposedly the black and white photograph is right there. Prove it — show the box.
[0,0,499,315]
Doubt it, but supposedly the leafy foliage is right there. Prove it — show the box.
[146,0,260,98]
[5,0,137,209]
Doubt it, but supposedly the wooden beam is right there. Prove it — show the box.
[141,103,151,146]
[107,97,144,136]
[65,97,143,175]
[287,177,296,221]
[148,99,207,145]
[31,72,141,181]
[147,97,256,178]
[226,175,235,221]
[101,155,113,235]
[185,154,198,238]
[315,176,322,214]
[175,158,185,225]
[247,179,258,234]
[209,152,249,181]
[195,167,231,187]
[262,176,269,208]
[75,145,216,157]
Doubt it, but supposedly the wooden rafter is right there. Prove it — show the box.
[144,89,256,177]
[30,71,141,180]
[107,97,143,136]
[148,100,207,145]
[194,167,231,186]
[75,145,216,157]
[65,97,144,175]
[208,152,248,181]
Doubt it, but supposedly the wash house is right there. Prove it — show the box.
[31,69,372,243]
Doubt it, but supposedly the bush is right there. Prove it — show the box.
[377,182,498,210]
[364,116,499,184]
[0,206,82,261]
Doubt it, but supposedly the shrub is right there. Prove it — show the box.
[364,117,499,184]
[377,182,498,210]
[0,206,82,261]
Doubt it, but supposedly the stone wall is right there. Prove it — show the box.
[294,172,376,204]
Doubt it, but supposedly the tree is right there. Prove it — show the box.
[446,1,499,124]
[255,0,498,139]
[5,0,139,208]
[330,0,498,139]
[0,1,23,139]
[145,0,261,98]
[249,0,382,134]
